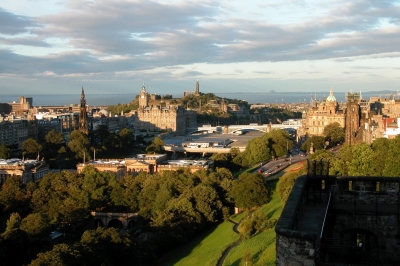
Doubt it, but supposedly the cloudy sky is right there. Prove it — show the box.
[1,0,400,96]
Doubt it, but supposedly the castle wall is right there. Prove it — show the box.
[276,174,400,265]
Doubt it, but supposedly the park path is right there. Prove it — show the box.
[217,218,242,266]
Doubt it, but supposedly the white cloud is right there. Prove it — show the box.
[0,0,400,95]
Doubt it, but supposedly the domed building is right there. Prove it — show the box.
[302,88,345,137]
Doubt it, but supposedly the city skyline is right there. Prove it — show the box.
[1,0,400,95]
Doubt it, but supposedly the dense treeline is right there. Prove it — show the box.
[299,135,400,177]
[210,129,294,169]
[0,127,137,169]
[233,130,293,167]
[0,165,270,265]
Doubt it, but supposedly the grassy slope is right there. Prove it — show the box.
[222,187,283,266]
[161,162,302,266]
[161,221,239,266]
[223,163,302,265]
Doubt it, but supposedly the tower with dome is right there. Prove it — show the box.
[302,88,346,137]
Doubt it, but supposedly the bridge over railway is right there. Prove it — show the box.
[186,120,301,136]
[161,146,246,153]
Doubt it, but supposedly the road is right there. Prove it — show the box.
[255,153,307,180]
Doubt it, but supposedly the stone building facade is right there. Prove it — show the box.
[345,92,362,145]
[0,158,49,184]
[0,119,37,148]
[302,88,345,137]
[0,96,32,115]
[135,85,197,135]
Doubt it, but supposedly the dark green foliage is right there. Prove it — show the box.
[233,129,292,167]
[230,172,270,209]
[371,138,389,176]
[77,227,134,265]
[277,172,299,203]
[301,135,325,152]
[237,211,277,238]
[0,175,30,213]
[30,244,82,266]
[146,136,165,153]
[383,135,400,176]
[20,213,50,239]
[323,122,345,146]
[305,150,335,175]
[22,138,43,159]
[0,142,11,159]
[106,102,139,115]
[0,160,267,265]
[68,130,90,160]
[348,143,375,176]
[330,144,353,176]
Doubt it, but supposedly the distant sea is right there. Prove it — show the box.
[1,91,398,107]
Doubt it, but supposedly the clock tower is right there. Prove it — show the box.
[139,83,148,108]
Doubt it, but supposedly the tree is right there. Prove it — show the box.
[211,153,231,168]
[190,184,223,223]
[68,130,90,160]
[348,143,375,176]
[230,172,269,209]
[278,172,299,203]
[0,175,30,212]
[330,145,353,176]
[20,213,50,239]
[264,129,292,157]
[22,138,42,159]
[45,130,65,168]
[306,149,336,175]
[232,151,250,168]
[245,137,270,165]
[323,122,345,146]
[0,142,10,159]
[383,135,400,176]
[1,213,31,265]
[301,135,325,153]
[30,244,82,266]
[77,227,133,265]
[93,125,110,146]
[118,128,134,153]
[2,212,22,235]
[371,138,389,176]
[45,130,64,145]
[146,137,165,153]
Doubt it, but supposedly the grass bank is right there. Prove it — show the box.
[160,221,239,266]
[161,162,303,266]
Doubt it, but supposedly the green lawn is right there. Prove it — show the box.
[222,189,283,266]
[160,221,240,266]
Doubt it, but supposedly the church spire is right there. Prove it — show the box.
[195,79,200,96]
[79,87,89,134]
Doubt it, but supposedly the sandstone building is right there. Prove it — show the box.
[302,88,345,137]
[0,158,49,184]
[135,84,197,135]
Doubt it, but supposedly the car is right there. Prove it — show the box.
[257,169,264,173]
